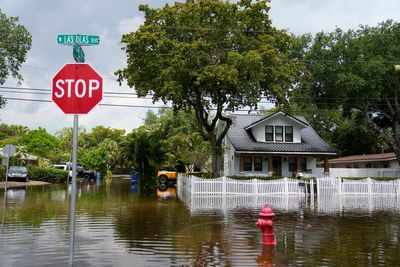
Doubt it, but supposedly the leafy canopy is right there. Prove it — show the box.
[117,0,303,175]
[0,10,31,84]
[294,20,400,160]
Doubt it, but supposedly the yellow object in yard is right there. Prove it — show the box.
[157,167,177,184]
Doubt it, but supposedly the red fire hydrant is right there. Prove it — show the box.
[256,205,277,245]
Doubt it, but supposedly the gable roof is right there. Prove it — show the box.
[244,111,308,131]
[329,152,396,164]
[227,113,336,155]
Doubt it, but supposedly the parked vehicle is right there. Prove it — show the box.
[52,163,96,181]
[157,166,177,191]
[157,166,177,184]
[7,166,28,182]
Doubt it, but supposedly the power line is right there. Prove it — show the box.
[1,86,400,102]
[2,97,172,109]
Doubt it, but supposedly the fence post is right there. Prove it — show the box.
[396,179,400,196]
[367,177,372,195]
[316,178,320,196]
[222,176,226,195]
[284,177,289,195]
[253,178,258,195]
[337,177,342,195]
[310,179,314,196]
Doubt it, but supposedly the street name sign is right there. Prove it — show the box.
[52,63,103,114]
[57,34,100,46]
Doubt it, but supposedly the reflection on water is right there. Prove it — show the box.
[0,177,399,266]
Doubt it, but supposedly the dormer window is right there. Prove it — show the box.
[275,126,283,141]
[285,126,293,142]
[265,125,293,142]
[265,126,274,141]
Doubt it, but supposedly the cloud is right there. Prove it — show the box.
[117,16,144,36]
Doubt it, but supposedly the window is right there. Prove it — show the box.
[366,163,372,168]
[285,126,293,142]
[316,158,324,168]
[288,157,296,172]
[275,126,283,141]
[244,156,253,171]
[254,156,263,171]
[265,126,274,141]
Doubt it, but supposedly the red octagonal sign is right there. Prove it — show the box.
[52,63,103,114]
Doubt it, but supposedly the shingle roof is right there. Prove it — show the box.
[227,113,336,154]
[329,152,396,163]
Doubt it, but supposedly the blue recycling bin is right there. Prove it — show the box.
[131,171,138,184]
[96,172,101,180]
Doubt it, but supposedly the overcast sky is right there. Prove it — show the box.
[1,0,400,134]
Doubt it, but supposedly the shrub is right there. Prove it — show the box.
[29,167,68,183]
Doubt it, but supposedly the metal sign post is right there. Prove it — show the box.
[55,34,101,267]
[68,115,78,266]
[2,144,16,232]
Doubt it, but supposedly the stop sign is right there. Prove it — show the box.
[52,63,103,114]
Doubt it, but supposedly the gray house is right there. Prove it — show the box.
[223,111,337,177]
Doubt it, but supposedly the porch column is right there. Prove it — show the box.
[324,157,330,173]
[268,156,273,174]
[296,157,301,172]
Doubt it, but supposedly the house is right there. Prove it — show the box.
[223,111,337,177]
[329,152,400,177]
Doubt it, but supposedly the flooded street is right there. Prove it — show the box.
[0,177,400,266]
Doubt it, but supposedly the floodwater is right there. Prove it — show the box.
[0,177,400,266]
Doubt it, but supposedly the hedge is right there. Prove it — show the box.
[28,167,69,183]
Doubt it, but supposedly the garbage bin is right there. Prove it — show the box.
[96,172,102,181]
[131,171,138,184]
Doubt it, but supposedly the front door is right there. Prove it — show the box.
[272,157,281,176]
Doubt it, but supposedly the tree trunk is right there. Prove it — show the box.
[211,146,223,178]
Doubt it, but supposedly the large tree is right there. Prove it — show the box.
[0,11,31,100]
[294,20,400,163]
[117,0,303,176]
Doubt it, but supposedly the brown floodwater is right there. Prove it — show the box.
[0,177,400,266]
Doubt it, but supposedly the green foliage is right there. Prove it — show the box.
[294,20,400,160]
[0,11,32,86]
[117,0,304,175]
[144,109,211,171]
[79,146,109,175]
[331,118,382,156]
[20,128,60,160]
[29,167,68,183]
[0,124,29,147]
[121,126,166,194]
[80,126,125,148]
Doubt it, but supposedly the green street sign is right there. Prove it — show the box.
[73,43,85,63]
[57,34,100,46]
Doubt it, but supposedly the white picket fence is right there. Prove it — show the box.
[316,177,400,196]
[177,175,311,196]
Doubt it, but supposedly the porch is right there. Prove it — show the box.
[225,153,331,178]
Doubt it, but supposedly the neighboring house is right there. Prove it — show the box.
[329,152,400,178]
[223,111,337,177]
[0,148,38,164]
